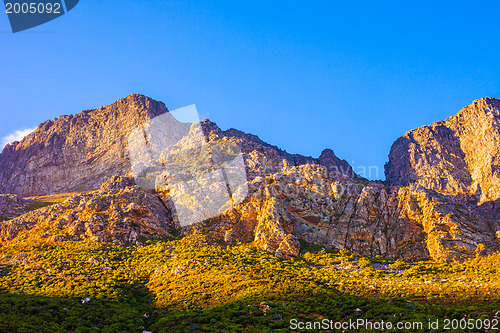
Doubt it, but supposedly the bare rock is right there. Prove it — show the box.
[202,120,358,180]
[0,94,168,196]
[0,176,176,245]
[386,97,500,203]
[0,194,35,221]
[0,95,357,197]
[191,163,496,262]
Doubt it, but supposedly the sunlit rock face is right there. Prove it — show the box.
[0,94,168,196]
[386,97,500,203]
[0,176,176,245]
[382,97,500,260]
[0,95,355,197]
[187,163,499,262]
[2,94,500,261]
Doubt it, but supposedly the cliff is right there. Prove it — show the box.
[386,97,500,203]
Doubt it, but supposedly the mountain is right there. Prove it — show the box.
[1,95,499,262]
[384,97,500,260]
[0,95,167,196]
[0,94,356,196]
[386,97,500,203]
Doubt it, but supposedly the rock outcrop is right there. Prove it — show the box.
[0,176,176,245]
[386,97,500,203]
[1,94,499,262]
[0,194,35,221]
[186,164,497,261]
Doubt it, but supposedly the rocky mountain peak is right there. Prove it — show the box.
[0,94,168,196]
[318,148,353,174]
[386,96,500,203]
[0,95,356,196]
[459,96,500,117]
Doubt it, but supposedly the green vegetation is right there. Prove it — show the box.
[26,193,75,212]
[25,201,59,212]
[0,235,499,332]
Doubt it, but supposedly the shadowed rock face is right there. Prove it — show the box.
[0,176,176,245]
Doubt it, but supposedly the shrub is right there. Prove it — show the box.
[357,258,372,269]
[390,259,408,270]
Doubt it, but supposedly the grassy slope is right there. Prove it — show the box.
[0,235,499,332]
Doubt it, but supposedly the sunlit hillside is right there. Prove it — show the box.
[1,234,499,332]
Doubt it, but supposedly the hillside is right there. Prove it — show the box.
[1,96,500,261]
[1,235,500,332]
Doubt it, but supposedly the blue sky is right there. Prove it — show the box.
[1,1,499,180]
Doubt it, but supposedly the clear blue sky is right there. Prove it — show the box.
[1,1,499,180]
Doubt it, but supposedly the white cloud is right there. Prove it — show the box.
[1,128,36,150]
